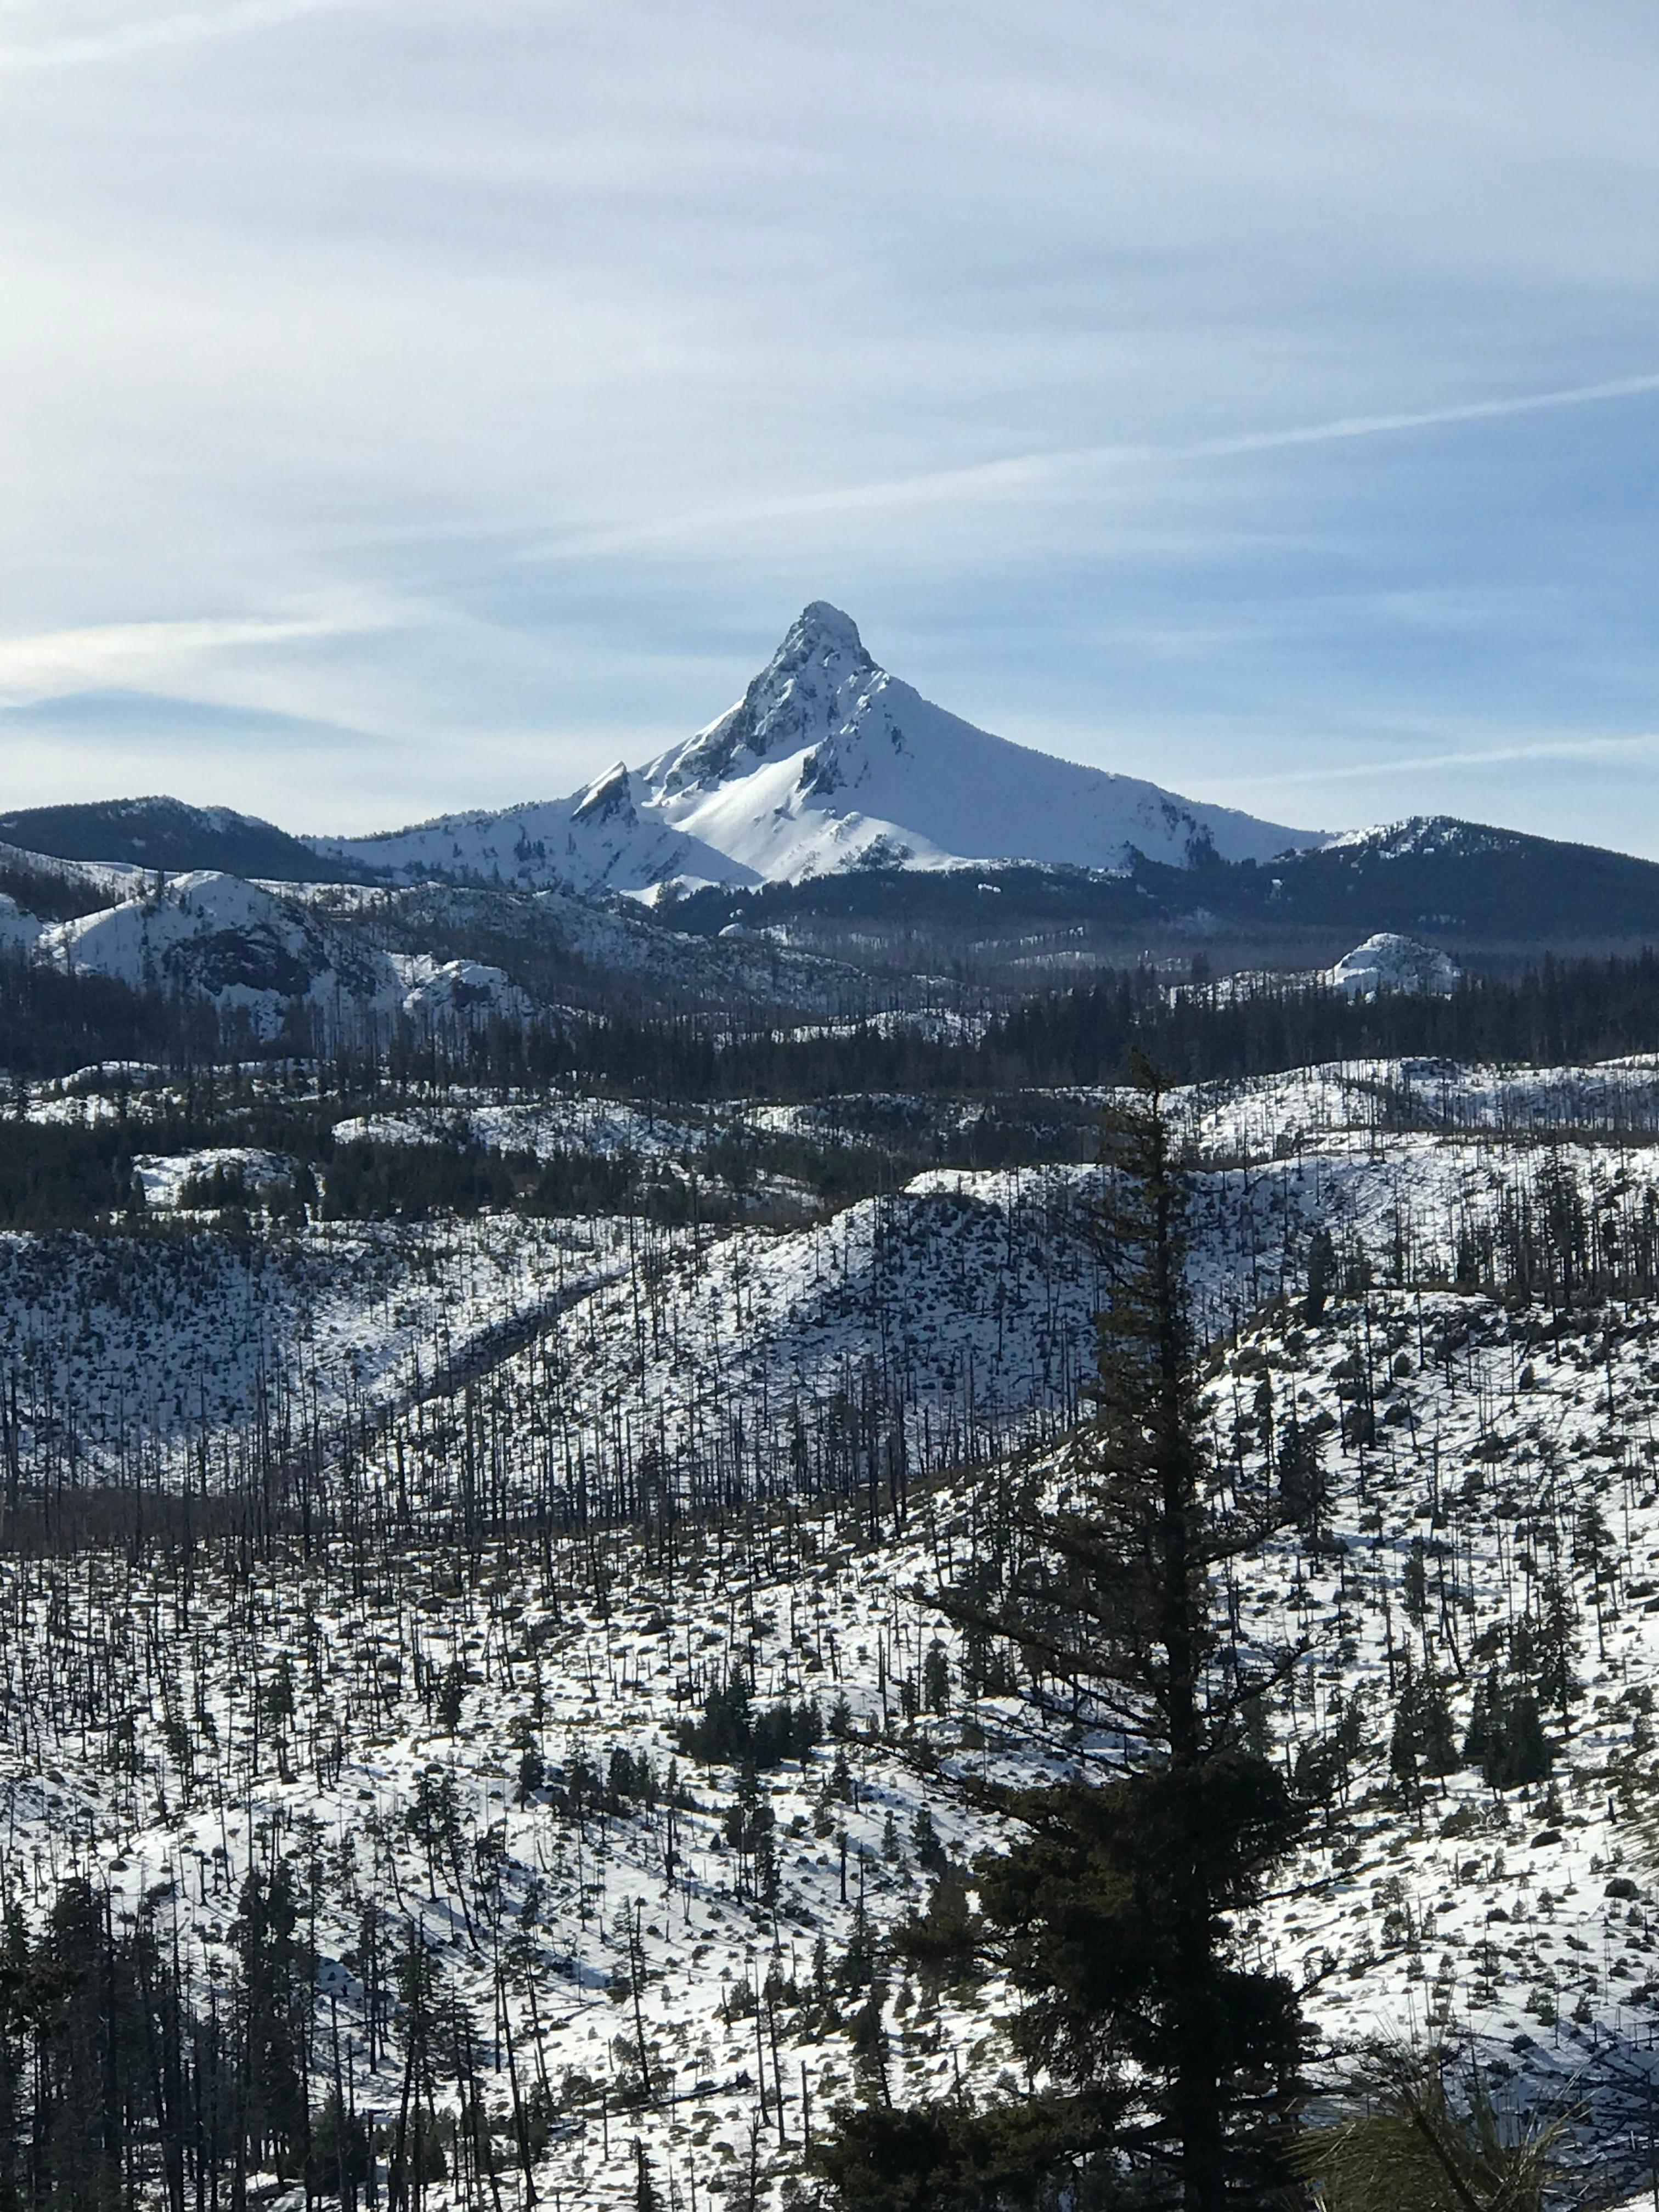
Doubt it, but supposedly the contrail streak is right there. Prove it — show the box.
[520,370,1659,564]
[1232,729,1659,789]
[1164,373,1659,464]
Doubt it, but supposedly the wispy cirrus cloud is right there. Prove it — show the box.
[1163,373,1659,465]
[0,0,369,72]
[1231,729,1659,791]
[0,612,394,701]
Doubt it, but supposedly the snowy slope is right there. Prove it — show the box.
[642,602,1323,881]
[0,1210,647,1482]
[312,603,1324,894]
[305,761,758,899]
[14,1057,1659,2195]
[1328,930,1460,997]
[0,846,890,1039]
[391,951,535,1024]
[1212,934,1462,1006]
[18,1278,1659,2204]
[36,871,534,1038]
[0,892,41,953]
[298,876,895,1021]
[36,1051,1659,1496]
[0,836,143,901]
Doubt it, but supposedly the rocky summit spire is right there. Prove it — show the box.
[787,601,866,659]
[652,602,878,795]
[749,602,874,715]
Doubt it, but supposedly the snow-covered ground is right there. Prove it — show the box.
[26,872,549,1037]
[21,1052,1659,1502]
[1326,930,1460,997]
[11,1048,1659,2199]
[12,1280,1659,2202]
[131,1144,295,1207]
[1164,1055,1659,1155]
[335,1097,716,1164]
[0,839,912,1031]
[0,1211,647,1483]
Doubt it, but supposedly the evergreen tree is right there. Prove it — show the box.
[37,1880,125,2209]
[895,1871,980,1998]
[1465,1671,1551,1791]
[1418,1671,1459,1778]
[1536,1570,1577,1722]
[310,2088,373,2197]
[1303,1227,1336,1323]
[912,1805,947,1873]
[230,1861,312,2176]
[1390,1663,1459,1804]
[1291,2040,1567,2211]
[1277,1412,1329,1541]
[1463,1671,1496,1774]
[436,1658,466,1733]
[1492,1692,1551,1791]
[816,1066,1306,2212]
[633,2136,663,2212]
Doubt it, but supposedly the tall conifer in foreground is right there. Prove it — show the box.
[815,1063,1307,2212]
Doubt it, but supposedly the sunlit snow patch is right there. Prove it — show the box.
[1327,930,1459,998]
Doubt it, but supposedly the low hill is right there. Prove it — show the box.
[0,795,369,882]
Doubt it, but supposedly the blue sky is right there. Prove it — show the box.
[4,2,1659,851]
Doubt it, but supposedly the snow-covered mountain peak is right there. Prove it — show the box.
[1324,815,1516,862]
[647,600,879,799]
[794,597,866,655]
[309,603,1324,894]
[637,605,1324,883]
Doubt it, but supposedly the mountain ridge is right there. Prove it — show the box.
[0,794,365,882]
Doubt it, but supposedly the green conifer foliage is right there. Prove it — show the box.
[815,1066,1307,2212]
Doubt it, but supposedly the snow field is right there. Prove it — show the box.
[18,1276,1659,2199]
[0,1494,1015,2211]
[0,1212,645,1486]
[22,1056,1659,1519]
[14,1049,1659,2198]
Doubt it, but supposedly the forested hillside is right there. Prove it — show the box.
[0,966,1658,2205]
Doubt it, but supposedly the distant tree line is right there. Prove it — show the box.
[13,940,1659,1099]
